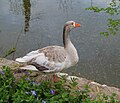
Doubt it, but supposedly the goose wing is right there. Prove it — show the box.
[16,46,67,72]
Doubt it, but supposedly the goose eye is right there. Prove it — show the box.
[72,22,75,27]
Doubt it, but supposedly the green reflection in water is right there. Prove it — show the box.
[23,0,31,33]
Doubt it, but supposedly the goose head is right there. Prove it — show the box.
[64,21,81,31]
[63,21,81,48]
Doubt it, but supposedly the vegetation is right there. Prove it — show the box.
[0,66,120,103]
[86,0,120,36]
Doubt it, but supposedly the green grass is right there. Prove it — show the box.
[0,66,120,103]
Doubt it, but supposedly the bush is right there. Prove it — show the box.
[0,66,120,103]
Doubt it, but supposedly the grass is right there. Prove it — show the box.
[0,66,120,103]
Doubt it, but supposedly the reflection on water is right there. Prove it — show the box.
[23,0,31,33]
[9,0,22,15]
[57,0,73,11]
[9,0,31,32]
[0,0,120,88]
[91,0,93,6]
[56,0,73,19]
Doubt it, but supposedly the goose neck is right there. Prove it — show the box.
[63,26,71,48]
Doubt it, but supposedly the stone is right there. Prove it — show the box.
[0,58,120,100]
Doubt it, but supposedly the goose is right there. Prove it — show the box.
[16,21,81,75]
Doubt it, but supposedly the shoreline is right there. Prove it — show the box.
[0,58,120,100]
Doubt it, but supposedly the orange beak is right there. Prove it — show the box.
[75,22,81,28]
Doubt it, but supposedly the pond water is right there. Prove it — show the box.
[0,0,120,88]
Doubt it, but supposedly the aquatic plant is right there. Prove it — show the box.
[0,66,119,103]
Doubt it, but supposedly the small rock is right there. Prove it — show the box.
[30,72,39,77]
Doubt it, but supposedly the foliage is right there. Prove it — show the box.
[0,66,120,103]
[86,0,120,36]
[0,66,16,103]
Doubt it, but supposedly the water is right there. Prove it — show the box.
[0,0,120,88]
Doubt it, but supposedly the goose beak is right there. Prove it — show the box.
[75,22,81,28]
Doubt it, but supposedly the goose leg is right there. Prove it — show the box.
[53,74,60,82]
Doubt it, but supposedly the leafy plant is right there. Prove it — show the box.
[0,66,16,103]
[0,66,120,103]
[86,0,120,36]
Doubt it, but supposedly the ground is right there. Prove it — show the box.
[0,58,120,100]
